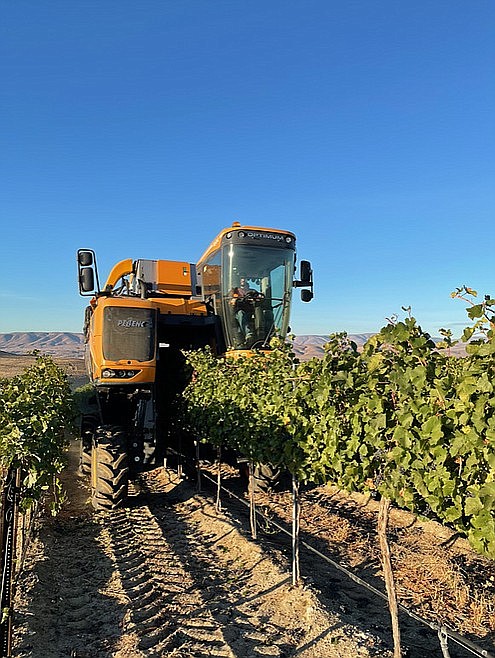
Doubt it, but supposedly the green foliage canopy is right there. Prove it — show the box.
[183,293,495,559]
[0,356,73,511]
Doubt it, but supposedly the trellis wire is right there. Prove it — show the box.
[197,467,494,658]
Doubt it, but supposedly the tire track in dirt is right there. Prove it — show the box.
[105,506,238,656]
[105,473,375,657]
[13,516,129,657]
[13,457,393,658]
[132,470,392,657]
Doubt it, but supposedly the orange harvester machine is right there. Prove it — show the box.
[76,223,313,509]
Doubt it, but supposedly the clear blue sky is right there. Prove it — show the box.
[1,1,494,337]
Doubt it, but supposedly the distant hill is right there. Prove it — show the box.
[0,332,85,358]
[291,334,374,360]
[0,331,466,360]
[291,333,469,359]
[0,331,341,360]
[0,332,356,360]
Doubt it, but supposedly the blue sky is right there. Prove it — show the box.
[1,1,494,337]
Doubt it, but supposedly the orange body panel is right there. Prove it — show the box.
[84,222,297,385]
[86,295,208,384]
[151,297,207,316]
[155,261,193,295]
[104,259,133,290]
[87,297,156,384]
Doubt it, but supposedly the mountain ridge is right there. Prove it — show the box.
[0,331,349,360]
[0,330,462,360]
[0,332,86,358]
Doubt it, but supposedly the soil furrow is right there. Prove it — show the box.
[11,444,406,657]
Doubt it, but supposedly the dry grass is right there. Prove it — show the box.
[257,484,495,644]
[0,353,87,389]
[394,531,495,636]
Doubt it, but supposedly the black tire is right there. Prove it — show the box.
[91,425,129,510]
[253,463,284,493]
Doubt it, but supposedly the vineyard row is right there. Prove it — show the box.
[183,289,495,560]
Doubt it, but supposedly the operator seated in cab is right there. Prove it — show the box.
[229,276,265,346]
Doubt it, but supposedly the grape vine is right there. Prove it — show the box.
[183,291,495,559]
[0,356,73,512]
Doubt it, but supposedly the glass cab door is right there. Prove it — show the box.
[221,244,295,349]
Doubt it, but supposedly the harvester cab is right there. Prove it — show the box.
[77,223,313,509]
[196,222,313,352]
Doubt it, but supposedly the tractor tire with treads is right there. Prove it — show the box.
[91,426,129,510]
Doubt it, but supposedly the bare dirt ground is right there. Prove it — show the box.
[10,441,495,658]
[12,445,394,658]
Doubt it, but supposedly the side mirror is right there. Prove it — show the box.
[293,260,314,301]
[300,260,312,285]
[78,250,94,267]
[77,248,100,296]
[79,267,95,293]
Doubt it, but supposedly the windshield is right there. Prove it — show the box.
[221,244,294,349]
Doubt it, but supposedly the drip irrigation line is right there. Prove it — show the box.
[196,467,494,658]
